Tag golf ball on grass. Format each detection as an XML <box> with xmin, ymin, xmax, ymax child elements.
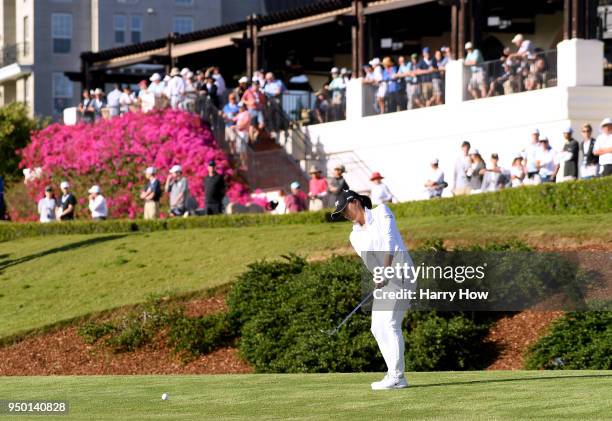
<box><xmin>161</xmin><ymin>393</ymin><xmax>169</xmax><ymax>401</ymax></box>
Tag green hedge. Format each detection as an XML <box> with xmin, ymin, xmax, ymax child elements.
<box><xmin>2</xmin><ymin>177</ymin><xmax>610</xmax><ymax>242</ymax></box>
<box><xmin>525</xmin><ymin>312</ymin><xmax>612</xmax><ymax>370</ymax></box>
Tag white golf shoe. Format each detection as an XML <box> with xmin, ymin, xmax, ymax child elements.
<box><xmin>371</xmin><ymin>374</ymin><xmax>409</xmax><ymax>390</ymax></box>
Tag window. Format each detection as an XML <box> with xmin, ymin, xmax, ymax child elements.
<box><xmin>130</xmin><ymin>15</ymin><xmax>142</xmax><ymax>43</ymax></box>
<box><xmin>172</xmin><ymin>16</ymin><xmax>193</xmax><ymax>34</ymax></box>
<box><xmin>52</xmin><ymin>73</ymin><xmax>73</xmax><ymax>115</ymax></box>
<box><xmin>114</xmin><ymin>15</ymin><xmax>126</xmax><ymax>44</ymax></box>
<box><xmin>175</xmin><ymin>0</ymin><xmax>193</xmax><ymax>5</ymax></box>
<box><xmin>51</xmin><ymin>13</ymin><xmax>72</xmax><ymax>53</ymax></box>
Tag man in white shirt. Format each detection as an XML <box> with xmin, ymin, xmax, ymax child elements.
<box><xmin>88</xmin><ymin>185</ymin><xmax>108</xmax><ymax>221</ymax></box>
<box><xmin>424</xmin><ymin>158</ymin><xmax>445</xmax><ymax>198</ymax></box>
<box><xmin>370</xmin><ymin>172</ymin><xmax>393</xmax><ymax>205</ymax></box>
<box><xmin>106</xmin><ymin>84</ymin><xmax>122</xmax><ymax>117</ymax></box>
<box><xmin>38</xmin><ymin>186</ymin><xmax>56</xmax><ymax>223</ymax></box>
<box><xmin>147</xmin><ymin>73</ymin><xmax>166</xmax><ymax>101</ymax></box>
<box><xmin>167</xmin><ymin>67</ymin><xmax>186</xmax><ymax>110</ymax></box>
<box><xmin>453</xmin><ymin>141</ymin><xmax>471</xmax><ymax>195</ymax></box>
<box><xmin>524</xmin><ymin>128</ymin><xmax>541</xmax><ymax>183</ymax></box>
<box><xmin>510</xmin><ymin>34</ymin><xmax>535</xmax><ymax>60</ymax></box>
<box><xmin>535</xmin><ymin>137</ymin><xmax>559</xmax><ymax>183</ymax></box>
<box><xmin>594</xmin><ymin>117</ymin><xmax>612</xmax><ymax>177</ymax></box>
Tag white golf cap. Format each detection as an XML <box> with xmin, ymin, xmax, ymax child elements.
<box><xmin>60</xmin><ymin>181</ymin><xmax>70</xmax><ymax>189</ymax></box>
<box><xmin>180</xmin><ymin>67</ymin><xmax>190</xmax><ymax>76</ymax></box>
<box><xmin>149</xmin><ymin>73</ymin><xmax>161</xmax><ymax>82</ymax></box>
<box><xmin>145</xmin><ymin>166</ymin><xmax>157</xmax><ymax>175</ymax></box>
<box><xmin>464</xmin><ymin>41</ymin><xmax>473</xmax><ymax>50</ymax></box>
<box><xmin>170</xmin><ymin>67</ymin><xmax>180</xmax><ymax>77</ymax></box>
<box><xmin>163</xmin><ymin>75</ymin><xmax>171</xmax><ymax>82</ymax></box>
<box><xmin>331</xmin><ymin>67</ymin><xmax>339</xmax><ymax>73</ymax></box>
<box><xmin>169</xmin><ymin>164</ymin><xmax>182</xmax><ymax>173</ymax></box>
<box><xmin>340</xmin><ymin>67</ymin><xmax>348</xmax><ymax>74</ymax></box>
<box><xmin>468</xmin><ymin>148</ymin><xmax>479</xmax><ymax>155</ymax></box>
<box><xmin>369</xmin><ymin>58</ymin><xmax>381</xmax><ymax>66</ymax></box>
<box><xmin>600</xmin><ymin>117</ymin><xmax>612</xmax><ymax>127</ymax></box>
<box><xmin>290</xmin><ymin>181</ymin><xmax>300</xmax><ymax>190</ymax></box>
<box><xmin>431</xmin><ymin>158</ymin><xmax>439</xmax><ymax>165</ymax></box>
<box><xmin>94</xmin><ymin>88</ymin><xmax>103</xmax><ymax>95</ymax></box>
<box><xmin>238</xmin><ymin>76</ymin><xmax>249</xmax><ymax>83</ymax></box>
<box><xmin>88</xmin><ymin>185</ymin><xmax>101</xmax><ymax>194</ymax></box>
<box><xmin>511</xmin><ymin>34</ymin><xmax>523</xmax><ymax>43</ymax></box>
<box><xmin>531</xmin><ymin>128</ymin><xmax>540</xmax><ymax>135</ymax></box>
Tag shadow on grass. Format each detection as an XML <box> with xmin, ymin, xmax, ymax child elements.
<box><xmin>410</xmin><ymin>373</ymin><xmax>612</xmax><ymax>389</ymax></box>
<box><xmin>0</xmin><ymin>234</ymin><xmax>127</xmax><ymax>272</ymax></box>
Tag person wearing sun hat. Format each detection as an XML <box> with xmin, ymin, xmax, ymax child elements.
<box><xmin>370</xmin><ymin>171</ymin><xmax>393</xmax><ymax>205</ymax></box>
<box><xmin>308</xmin><ymin>165</ymin><xmax>328</xmax><ymax>211</ymax></box>
<box><xmin>594</xmin><ymin>117</ymin><xmax>612</xmax><ymax>177</ymax></box>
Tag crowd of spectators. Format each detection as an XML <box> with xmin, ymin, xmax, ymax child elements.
<box><xmin>424</xmin><ymin>117</ymin><xmax>612</xmax><ymax>200</ymax></box>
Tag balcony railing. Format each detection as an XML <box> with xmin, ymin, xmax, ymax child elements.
<box><xmin>0</xmin><ymin>42</ymin><xmax>29</xmax><ymax>68</ymax></box>
<box><xmin>464</xmin><ymin>49</ymin><xmax>557</xmax><ymax>100</ymax></box>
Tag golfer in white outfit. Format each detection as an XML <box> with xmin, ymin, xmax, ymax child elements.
<box><xmin>332</xmin><ymin>190</ymin><xmax>412</xmax><ymax>390</ymax></box>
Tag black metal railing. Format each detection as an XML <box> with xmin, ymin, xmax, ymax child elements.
<box><xmin>465</xmin><ymin>49</ymin><xmax>557</xmax><ymax>100</ymax></box>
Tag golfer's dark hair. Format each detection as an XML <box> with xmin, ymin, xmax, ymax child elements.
<box><xmin>356</xmin><ymin>194</ymin><xmax>372</xmax><ymax>210</ymax></box>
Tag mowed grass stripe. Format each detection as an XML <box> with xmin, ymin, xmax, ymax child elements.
<box><xmin>0</xmin><ymin>371</ymin><xmax>610</xmax><ymax>420</ymax></box>
<box><xmin>0</xmin><ymin>214</ymin><xmax>610</xmax><ymax>340</ymax></box>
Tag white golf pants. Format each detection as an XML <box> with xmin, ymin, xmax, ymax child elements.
<box><xmin>371</xmin><ymin>279</ymin><xmax>408</xmax><ymax>378</ymax></box>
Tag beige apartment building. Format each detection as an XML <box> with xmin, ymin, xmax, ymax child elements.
<box><xmin>0</xmin><ymin>0</ymin><xmax>268</xmax><ymax>119</ymax></box>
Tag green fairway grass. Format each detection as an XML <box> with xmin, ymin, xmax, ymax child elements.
<box><xmin>1</xmin><ymin>214</ymin><xmax>610</xmax><ymax>341</ymax></box>
<box><xmin>0</xmin><ymin>371</ymin><xmax>610</xmax><ymax>420</ymax></box>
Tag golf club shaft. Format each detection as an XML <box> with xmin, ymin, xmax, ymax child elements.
<box><xmin>334</xmin><ymin>290</ymin><xmax>374</xmax><ymax>332</ymax></box>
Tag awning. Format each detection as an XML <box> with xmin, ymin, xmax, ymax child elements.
<box><xmin>90</xmin><ymin>48</ymin><xmax>168</xmax><ymax>70</ymax></box>
<box><xmin>0</xmin><ymin>63</ymin><xmax>33</xmax><ymax>83</ymax></box>
<box><xmin>259</xmin><ymin>7</ymin><xmax>353</xmax><ymax>37</ymax></box>
<box><xmin>171</xmin><ymin>30</ymin><xmax>243</xmax><ymax>57</ymax></box>
<box><xmin>364</xmin><ymin>0</ymin><xmax>437</xmax><ymax>15</ymax></box>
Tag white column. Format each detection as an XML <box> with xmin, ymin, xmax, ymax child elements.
<box><xmin>345</xmin><ymin>77</ymin><xmax>364</xmax><ymax>120</ymax></box>
<box><xmin>445</xmin><ymin>59</ymin><xmax>466</xmax><ymax>104</ymax></box>
<box><xmin>557</xmin><ymin>38</ymin><xmax>604</xmax><ymax>88</ymax></box>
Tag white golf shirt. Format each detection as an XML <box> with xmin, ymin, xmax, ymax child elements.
<box><xmin>38</xmin><ymin>197</ymin><xmax>56</xmax><ymax>223</ymax></box>
<box><xmin>89</xmin><ymin>195</ymin><xmax>108</xmax><ymax>218</ymax></box>
<box><xmin>536</xmin><ymin>147</ymin><xmax>558</xmax><ymax>177</ymax></box>
<box><xmin>594</xmin><ymin>133</ymin><xmax>612</xmax><ymax>166</ymax></box>
<box><xmin>427</xmin><ymin>168</ymin><xmax>445</xmax><ymax>197</ymax></box>
<box><xmin>168</xmin><ymin>76</ymin><xmax>185</xmax><ymax>98</ymax></box>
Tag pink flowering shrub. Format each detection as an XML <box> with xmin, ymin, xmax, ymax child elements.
<box><xmin>16</xmin><ymin>109</ymin><xmax>255</xmax><ymax>220</ymax></box>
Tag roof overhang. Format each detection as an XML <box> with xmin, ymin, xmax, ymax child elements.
<box><xmin>0</xmin><ymin>63</ymin><xmax>33</xmax><ymax>83</ymax></box>
<box><xmin>363</xmin><ymin>0</ymin><xmax>437</xmax><ymax>15</ymax></box>
<box><xmin>172</xmin><ymin>30</ymin><xmax>243</xmax><ymax>57</ymax></box>
<box><xmin>258</xmin><ymin>7</ymin><xmax>353</xmax><ymax>37</ymax></box>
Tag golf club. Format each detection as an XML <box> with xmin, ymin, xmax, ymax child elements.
<box><xmin>320</xmin><ymin>290</ymin><xmax>375</xmax><ymax>336</ymax></box>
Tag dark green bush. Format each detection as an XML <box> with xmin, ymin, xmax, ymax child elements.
<box><xmin>525</xmin><ymin>312</ymin><xmax>612</xmax><ymax>369</ymax></box>
<box><xmin>168</xmin><ymin>313</ymin><xmax>234</xmax><ymax>357</ymax></box>
<box><xmin>2</xmin><ymin>177</ymin><xmax>610</xmax><ymax>242</ymax></box>
<box><xmin>228</xmin><ymin>254</ymin><xmax>498</xmax><ymax>373</ymax></box>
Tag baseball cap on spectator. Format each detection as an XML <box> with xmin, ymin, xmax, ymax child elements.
<box><xmin>464</xmin><ymin>42</ymin><xmax>473</xmax><ymax>50</ymax></box>
<box><xmin>290</xmin><ymin>181</ymin><xmax>301</xmax><ymax>190</ymax></box>
<box><xmin>370</xmin><ymin>171</ymin><xmax>384</xmax><ymax>181</ymax></box>
<box><xmin>431</xmin><ymin>158</ymin><xmax>439</xmax><ymax>165</ymax></box>
<box><xmin>180</xmin><ymin>68</ymin><xmax>190</xmax><ymax>76</ymax></box>
<box><xmin>468</xmin><ymin>148</ymin><xmax>480</xmax><ymax>155</ymax></box>
<box><xmin>170</xmin><ymin>165</ymin><xmax>182</xmax><ymax>173</ymax></box>
<box><xmin>251</xmin><ymin>77</ymin><xmax>260</xmax><ymax>84</ymax></box>
<box><xmin>422</xmin><ymin>47</ymin><xmax>430</xmax><ymax>54</ymax></box>
<box><xmin>94</xmin><ymin>88</ymin><xmax>103</xmax><ymax>95</ymax></box>
<box><xmin>149</xmin><ymin>73</ymin><xmax>161</xmax><ymax>82</ymax></box>
<box><xmin>334</xmin><ymin>164</ymin><xmax>346</xmax><ymax>173</ymax></box>
<box><xmin>88</xmin><ymin>185</ymin><xmax>101</xmax><ymax>194</ymax></box>
<box><xmin>563</xmin><ymin>126</ymin><xmax>573</xmax><ymax>134</ymax></box>
<box><xmin>511</xmin><ymin>34</ymin><xmax>524</xmax><ymax>44</ymax></box>
<box><xmin>145</xmin><ymin>166</ymin><xmax>157</xmax><ymax>175</ymax></box>
<box><xmin>45</xmin><ymin>185</ymin><xmax>53</xmax><ymax>192</ymax></box>
<box><xmin>410</xmin><ymin>53</ymin><xmax>418</xmax><ymax>60</ymax></box>
<box><xmin>369</xmin><ymin>58</ymin><xmax>381</xmax><ymax>66</ymax></box>
<box><xmin>340</xmin><ymin>67</ymin><xmax>348</xmax><ymax>75</ymax></box>
<box><xmin>60</xmin><ymin>181</ymin><xmax>70</xmax><ymax>189</ymax></box>
<box><xmin>208</xmin><ymin>160</ymin><xmax>216</xmax><ymax>167</ymax></box>
<box><xmin>163</xmin><ymin>75</ymin><xmax>171</xmax><ymax>82</ymax></box>
<box><xmin>331</xmin><ymin>67</ymin><xmax>339</xmax><ymax>74</ymax></box>
<box><xmin>599</xmin><ymin>117</ymin><xmax>612</xmax><ymax>127</ymax></box>
<box><xmin>539</xmin><ymin>136</ymin><xmax>549</xmax><ymax>143</ymax></box>
<box><xmin>170</xmin><ymin>67</ymin><xmax>180</xmax><ymax>77</ymax></box>
<box><xmin>238</xmin><ymin>76</ymin><xmax>249</xmax><ymax>84</ymax></box>
<box><xmin>531</xmin><ymin>128</ymin><xmax>540</xmax><ymax>135</ymax></box>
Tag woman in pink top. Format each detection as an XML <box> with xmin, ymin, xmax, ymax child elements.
<box><xmin>308</xmin><ymin>166</ymin><xmax>328</xmax><ymax>211</ymax></box>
